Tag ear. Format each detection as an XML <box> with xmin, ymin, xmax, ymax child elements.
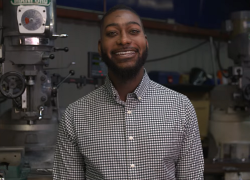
<box><xmin>98</xmin><ymin>40</ymin><xmax>102</xmax><ymax>56</ymax></box>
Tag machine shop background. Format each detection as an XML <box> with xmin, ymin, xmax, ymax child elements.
<box><xmin>0</xmin><ymin>0</ymin><xmax>239</xmax><ymax>111</ymax></box>
<box><xmin>0</xmin><ymin>14</ymin><xmax>234</xmax><ymax>112</ymax></box>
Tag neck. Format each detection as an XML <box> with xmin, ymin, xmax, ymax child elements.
<box><xmin>108</xmin><ymin>68</ymin><xmax>144</xmax><ymax>102</ymax></box>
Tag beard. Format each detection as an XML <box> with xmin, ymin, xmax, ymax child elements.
<box><xmin>101</xmin><ymin>46</ymin><xmax>148</xmax><ymax>82</ymax></box>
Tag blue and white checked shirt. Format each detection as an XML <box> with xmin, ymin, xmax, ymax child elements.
<box><xmin>53</xmin><ymin>71</ymin><xmax>204</xmax><ymax>179</ymax></box>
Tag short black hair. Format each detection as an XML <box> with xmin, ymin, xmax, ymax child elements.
<box><xmin>99</xmin><ymin>4</ymin><xmax>144</xmax><ymax>34</ymax></box>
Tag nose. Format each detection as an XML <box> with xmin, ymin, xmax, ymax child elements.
<box><xmin>117</xmin><ymin>32</ymin><xmax>132</xmax><ymax>45</ymax></box>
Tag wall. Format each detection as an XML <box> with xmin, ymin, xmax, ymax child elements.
<box><xmin>145</xmin><ymin>30</ymin><xmax>232</xmax><ymax>74</ymax></box>
<box><xmin>0</xmin><ymin>17</ymin><xmax>233</xmax><ymax>114</ymax></box>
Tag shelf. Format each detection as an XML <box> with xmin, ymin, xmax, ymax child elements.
<box><xmin>204</xmin><ymin>159</ymin><xmax>250</xmax><ymax>174</ymax></box>
<box><xmin>165</xmin><ymin>84</ymin><xmax>214</xmax><ymax>93</ymax></box>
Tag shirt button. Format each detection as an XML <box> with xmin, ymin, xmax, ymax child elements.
<box><xmin>127</xmin><ymin>110</ymin><xmax>132</xmax><ymax>114</ymax></box>
<box><xmin>129</xmin><ymin>136</ymin><xmax>134</xmax><ymax>140</ymax></box>
<box><xmin>130</xmin><ymin>164</ymin><xmax>135</xmax><ymax>168</ymax></box>
<box><xmin>138</xmin><ymin>97</ymin><xmax>142</xmax><ymax>100</ymax></box>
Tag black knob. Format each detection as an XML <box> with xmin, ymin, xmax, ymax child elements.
<box><xmin>41</xmin><ymin>96</ymin><xmax>47</xmax><ymax>102</ymax></box>
<box><xmin>64</xmin><ymin>47</ymin><xmax>69</xmax><ymax>52</ymax></box>
<box><xmin>69</xmin><ymin>70</ymin><xmax>75</xmax><ymax>76</ymax></box>
<box><xmin>50</xmin><ymin>54</ymin><xmax>55</xmax><ymax>59</ymax></box>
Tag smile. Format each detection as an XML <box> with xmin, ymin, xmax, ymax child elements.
<box><xmin>113</xmin><ymin>51</ymin><xmax>137</xmax><ymax>59</ymax></box>
<box><xmin>115</xmin><ymin>51</ymin><xmax>136</xmax><ymax>55</ymax></box>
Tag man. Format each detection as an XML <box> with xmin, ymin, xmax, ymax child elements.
<box><xmin>53</xmin><ymin>5</ymin><xmax>204</xmax><ymax>180</ymax></box>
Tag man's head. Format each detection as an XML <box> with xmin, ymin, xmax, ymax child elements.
<box><xmin>98</xmin><ymin>5</ymin><xmax>148</xmax><ymax>81</ymax></box>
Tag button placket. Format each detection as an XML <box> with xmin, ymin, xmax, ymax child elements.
<box><xmin>125</xmin><ymin>96</ymin><xmax>139</xmax><ymax>178</ymax></box>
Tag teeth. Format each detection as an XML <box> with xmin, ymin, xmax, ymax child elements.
<box><xmin>116</xmin><ymin>51</ymin><xmax>135</xmax><ymax>55</ymax></box>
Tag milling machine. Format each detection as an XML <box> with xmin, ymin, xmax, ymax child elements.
<box><xmin>210</xmin><ymin>11</ymin><xmax>250</xmax><ymax>179</ymax></box>
<box><xmin>0</xmin><ymin>1</ymin><xmax>94</xmax><ymax>179</ymax></box>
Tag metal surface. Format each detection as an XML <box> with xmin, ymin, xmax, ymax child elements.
<box><xmin>209</xmin><ymin>37</ymin><xmax>217</xmax><ymax>85</ymax></box>
<box><xmin>21</xmin><ymin>9</ymin><xmax>44</xmax><ymax>31</ymax></box>
<box><xmin>0</xmin><ymin>124</ymin><xmax>58</xmax><ymax>131</ymax></box>
<box><xmin>210</xmin><ymin>85</ymin><xmax>244</xmax><ymax>110</ymax></box>
<box><xmin>52</xmin><ymin>34</ymin><xmax>68</xmax><ymax>38</ymax></box>
<box><xmin>209</xmin><ymin>11</ymin><xmax>250</xmax><ymax>178</ymax></box>
<box><xmin>0</xmin><ymin>1</ymin><xmax>68</xmax><ymax>178</ymax></box>
<box><xmin>210</xmin><ymin>109</ymin><xmax>250</xmax><ymax>144</ymax></box>
<box><xmin>0</xmin><ymin>148</ymin><xmax>23</xmax><ymax>166</ymax></box>
<box><xmin>22</xmin><ymin>88</ymin><xmax>27</xmax><ymax>109</ymax></box>
<box><xmin>0</xmin><ymin>72</ymin><xmax>26</xmax><ymax>98</ymax></box>
<box><xmin>227</xmin><ymin>11</ymin><xmax>250</xmax><ymax>108</ymax></box>
<box><xmin>231</xmin><ymin>11</ymin><xmax>250</xmax><ymax>37</ymax></box>
<box><xmin>20</xmin><ymin>37</ymin><xmax>50</xmax><ymax>46</ymax></box>
<box><xmin>38</xmin><ymin>107</ymin><xmax>44</xmax><ymax>120</ymax></box>
<box><xmin>228</xmin><ymin>11</ymin><xmax>250</xmax><ymax>64</ymax></box>
<box><xmin>210</xmin><ymin>85</ymin><xmax>250</xmax><ymax>161</ymax></box>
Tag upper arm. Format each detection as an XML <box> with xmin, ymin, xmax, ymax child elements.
<box><xmin>175</xmin><ymin>96</ymin><xmax>204</xmax><ymax>179</ymax></box>
<box><xmin>53</xmin><ymin>104</ymin><xmax>85</xmax><ymax>180</ymax></box>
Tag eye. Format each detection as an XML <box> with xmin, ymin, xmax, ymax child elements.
<box><xmin>130</xmin><ymin>29</ymin><xmax>140</xmax><ymax>35</ymax></box>
<box><xmin>106</xmin><ymin>31</ymin><xmax>117</xmax><ymax>37</ymax></box>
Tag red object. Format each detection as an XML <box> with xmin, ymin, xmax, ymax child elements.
<box><xmin>167</xmin><ymin>76</ymin><xmax>173</xmax><ymax>84</ymax></box>
<box><xmin>25</xmin><ymin>17</ymin><xmax>29</xmax><ymax>24</ymax></box>
<box><xmin>217</xmin><ymin>70</ymin><xmax>228</xmax><ymax>84</ymax></box>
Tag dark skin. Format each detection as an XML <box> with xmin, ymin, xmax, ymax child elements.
<box><xmin>98</xmin><ymin>10</ymin><xmax>148</xmax><ymax>101</ymax></box>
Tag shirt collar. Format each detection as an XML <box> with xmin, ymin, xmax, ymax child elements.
<box><xmin>105</xmin><ymin>69</ymin><xmax>151</xmax><ymax>101</ymax></box>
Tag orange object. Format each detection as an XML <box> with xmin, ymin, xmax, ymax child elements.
<box><xmin>217</xmin><ymin>70</ymin><xmax>228</xmax><ymax>84</ymax></box>
<box><xmin>25</xmin><ymin>17</ymin><xmax>29</xmax><ymax>24</ymax></box>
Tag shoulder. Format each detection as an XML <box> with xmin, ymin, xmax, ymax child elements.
<box><xmin>149</xmin><ymin>80</ymin><xmax>190</xmax><ymax>103</ymax></box>
<box><xmin>67</xmin><ymin>85</ymin><xmax>108</xmax><ymax>110</ymax></box>
<box><xmin>148</xmin><ymin>80</ymin><xmax>195</xmax><ymax>128</ymax></box>
<box><xmin>148</xmin><ymin>80</ymin><xmax>194</xmax><ymax>117</ymax></box>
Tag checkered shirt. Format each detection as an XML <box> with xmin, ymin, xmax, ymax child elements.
<box><xmin>53</xmin><ymin>71</ymin><xmax>204</xmax><ymax>180</ymax></box>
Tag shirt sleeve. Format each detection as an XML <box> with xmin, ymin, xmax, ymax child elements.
<box><xmin>175</xmin><ymin>96</ymin><xmax>204</xmax><ymax>179</ymax></box>
<box><xmin>53</xmin><ymin>104</ymin><xmax>85</xmax><ymax>179</ymax></box>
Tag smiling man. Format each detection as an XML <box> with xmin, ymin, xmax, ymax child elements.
<box><xmin>99</xmin><ymin>6</ymin><xmax>148</xmax><ymax>102</ymax></box>
<box><xmin>53</xmin><ymin>5</ymin><xmax>204</xmax><ymax>180</ymax></box>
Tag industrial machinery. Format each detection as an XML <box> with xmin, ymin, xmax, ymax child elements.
<box><xmin>0</xmin><ymin>1</ymin><xmax>94</xmax><ymax>179</ymax></box>
<box><xmin>210</xmin><ymin>11</ymin><xmax>250</xmax><ymax>180</ymax></box>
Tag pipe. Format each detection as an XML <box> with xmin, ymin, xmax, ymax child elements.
<box><xmin>209</xmin><ymin>36</ymin><xmax>217</xmax><ymax>85</ymax></box>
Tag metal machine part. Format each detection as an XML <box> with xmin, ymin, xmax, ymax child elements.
<box><xmin>210</xmin><ymin>85</ymin><xmax>250</xmax><ymax>162</ymax></box>
<box><xmin>228</xmin><ymin>11</ymin><xmax>250</xmax><ymax>64</ymax></box>
<box><xmin>0</xmin><ymin>0</ymin><xmax>64</xmax><ymax>121</ymax></box>
<box><xmin>228</xmin><ymin>11</ymin><xmax>250</xmax><ymax>106</ymax></box>
<box><xmin>88</xmin><ymin>52</ymin><xmax>108</xmax><ymax>78</ymax></box>
<box><xmin>0</xmin><ymin>72</ymin><xmax>26</xmax><ymax>99</ymax></box>
<box><xmin>0</xmin><ymin>1</ymin><xmax>95</xmax><ymax>179</ymax></box>
<box><xmin>210</xmin><ymin>11</ymin><xmax>250</xmax><ymax>180</ymax></box>
<box><xmin>17</xmin><ymin>6</ymin><xmax>47</xmax><ymax>34</ymax></box>
<box><xmin>0</xmin><ymin>147</ymin><xmax>30</xmax><ymax>180</ymax></box>
<box><xmin>0</xmin><ymin>1</ymin><xmax>69</xmax><ymax>179</ymax></box>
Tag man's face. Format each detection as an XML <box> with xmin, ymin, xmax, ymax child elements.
<box><xmin>98</xmin><ymin>10</ymin><xmax>148</xmax><ymax>80</ymax></box>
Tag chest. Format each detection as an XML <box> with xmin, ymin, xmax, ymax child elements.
<box><xmin>75</xmin><ymin>100</ymin><xmax>183</xmax><ymax>156</ymax></box>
